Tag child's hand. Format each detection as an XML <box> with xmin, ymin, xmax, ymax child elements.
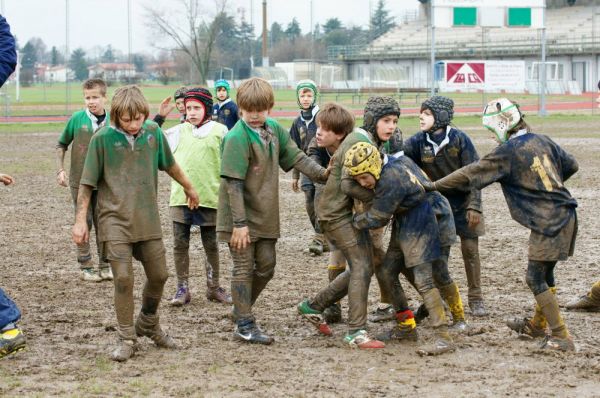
<box><xmin>72</xmin><ymin>221</ymin><xmax>89</xmax><ymax>245</ymax></box>
<box><xmin>230</xmin><ymin>226</ymin><xmax>250</xmax><ymax>250</ymax></box>
<box><xmin>158</xmin><ymin>96</ymin><xmax>176</xmax><ymax>118</ymax></box>
<box><xmin>467</xmin><ymin>209</ymin><xmax>481</xmax><ymax>229</ymax></box>
<box><xmin>0</xmin><ymin>173</ymin><xmax>14</xmax><ymax>185</ymax></box>
<box><xmin>292</xmin><ymin>178</ymin><xmax>300</xmax><ymax>192</ymax></box>
<box><xmin>56</xmin><ymin>170</ymin><xmax>67</xmax><ymax>187</ymax></box>
<box><xmin>185</xmin><ymin>188</ymin><xmax>200</xmax><ymax>209</ymax></box>
<box><xmin>421</xmin><ymin>180</ymin><xmax>436</xmax><ymax>192</ymax></box>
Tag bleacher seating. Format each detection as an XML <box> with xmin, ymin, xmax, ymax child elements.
<box><xmin>338</xmin><ymin>5</ymin><xmax>600</xmax><ymax>60</ymax></box>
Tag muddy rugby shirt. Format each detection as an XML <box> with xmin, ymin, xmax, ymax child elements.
<box><xmin>316</xmin><ymin>129</ymin><xmax>371</xmax><ymax>230</ymax></box>
<box><xmin>434</xmin><ymin>131</ymin><xmax>578</xmax><ymax>237</ymax></box>
<box><xmin>80</xmin><ymin>120</ymin><xmax>175</xmax><ymax>243</ymax></box>
<box><xmin>58</xmin><ymin>109</ymin><xmax>109</xmax><ymax>188</ymax></box>
<box><xmin>217</xmin><ymin>118</ymin><xmax>304</xmax><ymax>239</ymax></box>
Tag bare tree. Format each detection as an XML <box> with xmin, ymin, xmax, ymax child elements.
<box><xmin>145</xmin><ymin>0</ymin><xmax>227</xmax><ymax>84</ymax></box>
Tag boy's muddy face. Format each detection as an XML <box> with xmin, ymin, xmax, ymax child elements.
<box><xmin>175</xmin><ymin>98</ymin><xmax>186</xmax><ymax>114</ymax></box>
<box><xmin>298</xmin><ymin>90</ymin><xmax>314</xmax><ymax>110</ymax></box>
<box><xmin>119</xmin><ymin>112</ymin><xmax>145</xmax><ymax>135</ymax></box>
<box><xmin>185</xmin><ymin>100</ymin><xmax>206</xmax><ymax>126</ymax></box>
<box><xmin>216</xmin><ymin>87</ymin><xmax>228</xmax><ymax>101</ymax></box>
<box><xmin>419</xmin><ymin>109</ymin><xmax>435</xmax><ymax>132</ymax></box>
<box><xmin>83</xmin><ymin>87</ymin><xmax>106</xmax><ymax>116</ymax></box>
<box><xmin>376</xmin><ymin>115</ymin><xmax>398</xmax><ymax>142</ymax></box>
<box><xmin>315</xmin><ymin>126</ymin><xmax>341</xmax><ymax>149</ymax></box>
<box><xmin>354</xmin><ymin>173</ymin><xmax>376</xmax><ymax>190</ymax></box>
<box><xmin>240</xmin><ymin>109</ymin><xmax>269</xmax><ymax>129</ymax></box>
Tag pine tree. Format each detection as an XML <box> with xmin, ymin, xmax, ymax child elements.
<box><xmin>371</xmin><ymin>0</ymin><xmax>395</xmax><ymax>40</ymax></box>
<box><xmin>69</xmin><ymin>48</ymin><xmax>88</xmax><ymax>81</ymax></box>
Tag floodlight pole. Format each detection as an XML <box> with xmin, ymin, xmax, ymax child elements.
<box><xmin>127</xmin><ymin>0</ymin><xmax>132</xmax><ymax>67</ymax></box>
<box><xmin>65</xmin><ymin>0</ymin><xmax>70</xmax><ymax>115</ymax></box>
<box><xmin>310</xmin><ymin>0</ymin><xmax>314</xmax><ymax>81</ymax></box>
<box><xmin>539</xmin><ymin>4</ymin><xmax>547</xmax><ymax>117</ymax></box>
<box><xmin>262</xmin><ymin>0</ymin><xmax>268</xmax><ymax>67</ymax></box>
<box><xmin>430</xmin><ymin>0</ymin><xmax>436</xmax><ymax>96</ymax></box>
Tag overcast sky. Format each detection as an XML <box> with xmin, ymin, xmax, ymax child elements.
<box><xmin>1</xmin><ymin>0</ymin><xmax>422</xmax><ymax>56</ymax></box>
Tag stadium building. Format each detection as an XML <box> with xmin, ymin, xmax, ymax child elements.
<box><xmin>326</xmin><ymin>0</ymin><xmax>599</xmax><ymax>93</ymax></box>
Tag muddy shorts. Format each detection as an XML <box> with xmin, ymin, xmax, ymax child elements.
<box><xmin>453</xmin><ymin>207</ymin><xmax>485</xmax><ymax>239</ymax></box>
<box><xmin>103</xmin><ymin>239</ymin><xmax>167</xmax><ymax>264</ymax></box>
<box><xmin>528</xmin><ymin>213</ymin><xmax>577</xmax><ymax>262</ymax></box>
<box><xmin>392</xmin><ymin>200</ymin><xmax>441</xmax><ymax>268</ymax></box>
<box><xmin>170</xmin><ymin>206</ymin><xmax>216</xmax><ymax>226</ymax></box>
<box><xmin>427</xmin><ymin>191</ymin><xmax>457</xmax><ymax>247</ymax></box>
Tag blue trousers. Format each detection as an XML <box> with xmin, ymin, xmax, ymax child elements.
<box><xmin>0</xmin><ymin>288</ymin><xmax>21</xmax><ymax>329</ymax></box>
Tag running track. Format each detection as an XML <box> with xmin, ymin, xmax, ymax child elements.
<box><xmin>0</xmin><ymin>100</ymin><xmax>595</xmax><ymax>123</ymax></box>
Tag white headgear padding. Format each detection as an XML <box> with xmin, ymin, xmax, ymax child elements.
<box><xmin>482</xmin><ymin>98</ymin><xmax>521</xmax><ymax>143</ymax></box>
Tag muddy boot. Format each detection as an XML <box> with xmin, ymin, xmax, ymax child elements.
<box><xmin>369</xmin><ymin>303</ymin><xmax>396</xmax><ymax>323</ymax></box>
<box><xmin>233</xmin><ymin>319</ymin><xmax>274</xmax><ymax>345</ymax></box>
<box><xmin>469</xmin><ymin>300</ymin><xmax>488</xmax><ymax>317</ymax></box>
<box><xmin>170</xmin><ymin>282</ymin><xmax>191</xmax><ymax>306</ymax></box>
<box><xmin>297</xmin><ymin>299</ymin><xmax>332</xmax><ymax>336</ymax></box>
<box><xmin>308</xmin><ymin>234</ymin><xmax>325</xmax><ymax>256</ymax></box>
<box><xmin>536</xmin><ymin>289</ymin><xmax>574</xmax><ymax>352</ymax></box>
<box><xmin>416</xmin><ymin>289</ymin><xmax>455</xmax><ymax>356</ymax></box>
<box><xmin>323</xmin><ymin>302</ymin><xmax>342</xmax><ymax>324</ymax></box>
<box><xmin>0</xmin><ymin>326</ymin><xmax>26</xmax><ymax>359</ymax></box>
<box><xmin>506</xmin><ymin>318</ymin><xmax>547</xmax><ymax>338</ymax></box>
<box><xmin>135</xmin><ymin>312</ymin><xmax>177</xmax><ymax>349</ymax></box>
<box><xmin>413</xmin><ymin>303</ymin><xmax>429</xmax><ymax>324</ymax></box>
<box><xmin>322</xmin><ymin>239</ymin><xmax>330</xmax><ymax>253</ymax></box>
<box><xmin>344</xmin><ymin>329</ymin><xmax>385</xmax><ymax>349</ymax></box>
<box><xmin>377</xmin><ymin>309</ymin><xmax>418</xmax><ymax>342</ymax></box>
<box><xmin>207</xmin><ymin>286</ymin><xmax>233</xmax><ymax>304</ymax></box>
<box><xmin>439</xmin><ymin>282</ymin><xmax>468</xmax><ymax>333</ymax></box>
<box><xmin>111</xmin><ymin>338</ymin><xmax>137</xmax><ymax>362</ymax></box>
<box><xmin>565</xmin><ymin>281</ymin><xmax>600</xmax><ymax>312</ymax></box>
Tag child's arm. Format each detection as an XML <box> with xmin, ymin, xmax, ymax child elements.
<box><xmin>558</xmin><ymin>146</ymin><xmax>579</xmax><ymax>182</ymax></box>
<box><xmin>56</xmin><ymin>116</ymin><xmax>77</xmax><ymax>187</ymax></box>
<box><xmin>459</xmin><ymin>133</ymin><xmax>483</xmax><ymax>227</ymax></box>
<box><xmin>72</xmin><ymin>184</ymin><xmax>93</xmax><ymax>244</ymax></box>
<box><xmin>293</xmin><ymin>155</ymin><xmax>328</xmax><ymax>184</ymax></box>
<box><xmin>223</xmin><ymin>177</ymin><xmax>251</xmax><ymax>250</ymax></box>
<box><xmin>351</xmin><ymin>175</ymin><xmax>401</xmax><ymax>230</ymax></box>
<box><xmin>434</xmin><ymin>148</ymin><xmax>510</xmax><ymax>192</ymax></box>
<box><xmin>165</xmin><ymin>163</ymin><xmax>199</xmax><ymax>209</ymax></box>
<box><xmin>289</xmin><ymin>122</ymin><xmax>302</xmax><ymax>192</ymax></box>
<box><xmin>340</xmin><ymin>176</ymin><xmax>374</xmax><ymax>203</ymax></box>
<box><xmin>55</xmin><ymin>146</ymin><xmax>68</xmax><ymax>187</ymax></box>
<box><xmin>152</xmin><ymin>96</ymin><xmax>175</xmax><ymax>127</ymax></box>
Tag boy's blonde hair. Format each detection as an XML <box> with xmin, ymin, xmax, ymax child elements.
<box><xmin>316</xmin><ymin>102</ymin><xmax>355</xmax><ymax>136</ymax></box>
<box><xmin>83</xmin><ymin>78</ymin><xmax>107</xmax><ymax>96</ymax></box>
<box><xmin>236</xmin><ymin>77</ymin><xmax>275</xmax><ymax>112</ymax></box>
<box><xmin>110</xmin><ymin>85</ymin><xmax>149</xmax><ymax>129</ymax></box>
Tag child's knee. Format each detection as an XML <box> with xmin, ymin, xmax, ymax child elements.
<box><xmin>112</xmin><ymin>266</ymin><xmax>134</xmax><ymax>293</ymax></box>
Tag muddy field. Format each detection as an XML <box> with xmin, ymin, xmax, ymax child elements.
<box><xmin>0</xmin><ymin>122</ymin><xmax>599</xmax><ymax>397</ymax></box>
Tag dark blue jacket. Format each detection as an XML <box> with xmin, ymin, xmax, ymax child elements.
<box><xmin>0</xmin><ymin>15</ymin><xmax>17</xmax><ymax>87</ymax></box>
<box><xmin>436</xmin><ymin>132</ymin><xmax>578</xmax><ymax>236</ymax></box>
<box><xmin>212</xmin><ymin>99</ymin><xmax>239</xmax><ymax>130</ymax></box>
<box><xmin>404</xmin><ymin>127</ymin><xmax>482</xmax><ymax>214</ymax></box>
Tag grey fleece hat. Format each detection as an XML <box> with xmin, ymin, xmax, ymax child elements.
<box><xmin>420</xmin><ymin>96</ymin><xmax>454</xmax><ymax>132</ymax></box>
<box><xmin>363</xmin><ymin>96</ymin><xmax>401</xmax><ymax>136</ymax></box>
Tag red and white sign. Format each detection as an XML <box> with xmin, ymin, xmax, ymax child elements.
<box><xmin>447</xmin><ymin>62</ymin><xmax>485</xmax><ymax>84</ymax></box>
<box><xmin>441</xmin><ymin>60</ymin><xmax>525</xmax><ymax>92</ymax></box>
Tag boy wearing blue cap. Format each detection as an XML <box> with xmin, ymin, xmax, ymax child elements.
<box><xmin>212</xmin><ymin>79</ymin><xmax>239</xmax><ymax>130</ymax></box>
